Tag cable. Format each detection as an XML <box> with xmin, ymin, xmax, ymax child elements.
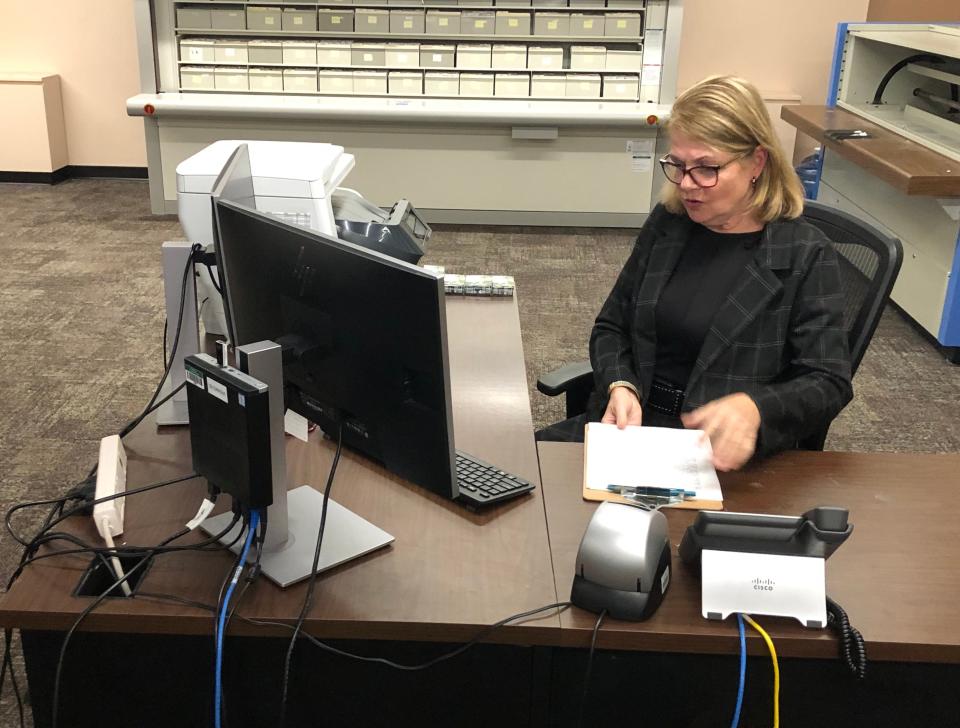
<box><xmin>742</xmin><ymin>614</ymin><xmax>779</xmax><ymax>728</ymax></box>
<box><xmin>0</xmin><ymin>629</ymin><xmax>25</xmax><ymax>728</ymax></box>
<box><xmin>826</xmin><ymin>596</ymin><xmax>866</xmax><ymax>679</ymax></box>
<box><xmin>215</xmin><ymin>511</ymin><xmax>258</xmax><ymax>728</ymax></box>
<box><xmin>577</xmin><ymin>608</ymin><xmax>607</xmax><ymax>728</ymax></box>
<box><xmin>204</xmin><ymin>259</ymin><xmax>223</xmax><ymax>296</ymax></box>
<box><xmin>731</xmin><ymin>613</ymin><xmax>746</xmax><ymax>728</ymax></box>
<box><xmin>872</xmin><ymin>54</ymin><xmax>945</xmax><ymax>105</ymax></box>
<box><xmin>279</xmin><ymin>422</ymin><xmax>343</xmax><ymax>727</ymax></box>
<box><xmin>98</xmin><ymin>519</ymin><xmax>132</xmax><ymax>598</ymax></box>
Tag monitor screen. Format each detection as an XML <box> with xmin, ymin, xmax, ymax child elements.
<box><xmin>212</xmin><ymin>198</ymin><xmax>459</xmax><ymax>499</ymax></box>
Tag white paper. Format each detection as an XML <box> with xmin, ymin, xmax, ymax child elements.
<box><xmin>284</xmin><ymin>408</ymin><xmax>310</xmax><ymax>442</ymax></box>
<box><xmin>584</xmin><ymin>422</ymin><xmax>722</xmax><ymax>501</ymax></box>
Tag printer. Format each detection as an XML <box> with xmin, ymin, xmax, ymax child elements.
<box><xmin>175</xmin><ymin>139</ymin><xmax>431</xmax><ymax>336</ymax></box>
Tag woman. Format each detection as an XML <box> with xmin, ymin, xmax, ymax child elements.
<box><xmin>584</xmin><ymin>75</ymin><xmax>852</xmax><ymax>471</ymax></box>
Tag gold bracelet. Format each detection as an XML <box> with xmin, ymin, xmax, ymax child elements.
<box><xmin>607</xmin><ymin>380</ymin><xmax>640</xmax><ymax>400</ymax></box>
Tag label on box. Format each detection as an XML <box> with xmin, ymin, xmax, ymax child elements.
<box><xmin>584</xmin><ymin>19</ymin><xmax>594</xmax><ymax>28</ymax></box>
<box><xmin>265</xmin><ymin>17</ymin><xmax>275</xmax><ymax>26</ymax></box>
<box><xmin>294</xmin><ymin>17</ymin><xmax>303</xmax><ymax>25</ymax></box>
<box><xmin>439</xmin><ymin>18</ymin><xmax>449</xmax><ymax>26</ymax></box>
<box><xmin>433</xmin><ymin>53</ymin><xmax>443</xmax><ymax>61</ymax></box>
<box><xmin>617</xmin><ymin>19</ymin><xmax>627</xmax><ymax>28</ymax></box>
<box><xmin>225</xmin><ymin>48</ymin><xmax>236</xmax><ymax>57</ymax></box>
<box><xmin>207</xmin><ymin>378</ymin><xmax>229</xmax><ymax>404</ymax></box>
<box><xmin>364</xmin><ymin>53</ymin><xmax>373</xmax><ymax>61</ymax></box>
<box><xmin>404</xmin><ymin>19</ymin><xmax>413</xmax><ymax>28</ymax></box>
<box><xmin>548</xmin><ymin>20</ymin><xmax>558</xmax><ymax>29</ymax></box>
<box><xmin>333</xmin><ymin>16</ymin><xmax>342</xmax><ymax>24</ymax></box>
<box><xmin>476</xmin><ymin>20</ymin><xmax>487</xmax><ymax>28</ymax></box>
<box><xmin>368</xmin><ymin>16</ymin><xmax>377</xmax><ymax>24</ymax></box>
<box><xmin>508</xmin><ymin>18</ymin><xmax>518</xmax><ymax>27</ymax></box>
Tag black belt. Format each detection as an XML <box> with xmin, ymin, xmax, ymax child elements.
<box><xmin>646</xmin><ymin>378</ymin><xmax>685</xmax><ymax>417</ymax></box>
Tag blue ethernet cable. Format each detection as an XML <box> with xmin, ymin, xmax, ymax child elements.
<box><xmin>215</xmin><ymin>510</ymin><xmax>259</xmax><ymax>728</ymax></box>
<box><xmin>731</xmin><ymin>613</ymin><xmax>746</xmax><ymax>728</ymax></box>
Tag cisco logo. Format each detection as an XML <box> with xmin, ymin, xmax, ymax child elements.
<box><xmin>752</xmin><ymin>577</ymin><xmax>775</xmax><ymax>592</ymax></box>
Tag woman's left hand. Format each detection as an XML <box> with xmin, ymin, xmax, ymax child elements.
<box><xmin>680</xmin><ymin>393</ymin><xmax>761</xmax><ymax>472</ymax></box>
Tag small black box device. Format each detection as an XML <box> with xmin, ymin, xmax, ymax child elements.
<box><xmin>185</xmin><ymin>353</ymin><xmax>273</xmax><ymax>509</ymax></box>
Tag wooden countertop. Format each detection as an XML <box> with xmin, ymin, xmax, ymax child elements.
<box><xmin>781</xmin><ymin>104</ymin><xmax>960</xmax><ymax>196</ymax></box>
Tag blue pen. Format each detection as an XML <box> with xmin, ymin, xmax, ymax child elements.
<box><xmin>606</xmin><ymin>484</ymin><xmax>697</xmax><ymax>499</ymax></box>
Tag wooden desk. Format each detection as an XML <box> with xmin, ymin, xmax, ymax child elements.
<box><xmin>539</xmin><ymin>441</ymin><xmax>960</xmax><ymax>662</ymax></box>
<box><xmin>0</xmin><ymin>296</ymin><xmax>559</xmax><ymax>728</ymax></box>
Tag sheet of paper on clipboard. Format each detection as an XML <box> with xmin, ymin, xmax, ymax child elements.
<box><xmin>583</xmin><ymin>422</ymin><xmax>723</xmax><ymax>509</ymax></box>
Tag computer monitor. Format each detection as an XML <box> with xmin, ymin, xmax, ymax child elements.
<box><xmin>213</xmin><ymin>198</ymin><xmax>459</xmax><ymax>499</ymax></box>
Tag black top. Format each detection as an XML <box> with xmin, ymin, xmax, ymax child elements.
<box><xmin>654</xmin><ymin>224</ymin><xmax>763</xmax><ymax>388</ymax></box>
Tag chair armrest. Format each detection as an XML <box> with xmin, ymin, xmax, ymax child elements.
<box><xmin>536</xmin><ymin>360</ymin><xmax>594</xmax><ymax>397</ymax></box>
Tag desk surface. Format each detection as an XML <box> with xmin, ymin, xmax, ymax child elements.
<box><xmin>781</xmin><ymin>104</ymin><xmax>960</xmax><ymax>196</ymax></box>
<box><xmin>0</xmin><ymin>296</ymin><xmax>561</xmax><ymax>643</ymax></box>
<box><xmin>539</xmin><ymin>441</ymin><xmax>960</xmax><ymax>663</ymax></box>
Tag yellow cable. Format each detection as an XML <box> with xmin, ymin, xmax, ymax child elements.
<box><xmin>743</xmin><ymin>614</ymin><xmax>779</xmax><ymax>728</ymax></box>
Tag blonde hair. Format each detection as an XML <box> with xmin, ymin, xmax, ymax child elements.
<box><xmin>661</xmin><ymin>75</ymin><xmax>805</xmax><ymax>222</ymax></box>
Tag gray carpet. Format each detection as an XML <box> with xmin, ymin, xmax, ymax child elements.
<box><xmin>1</xmin><ymin>178</ymin><xmax>959</xmax><ymax>723</ymax></box>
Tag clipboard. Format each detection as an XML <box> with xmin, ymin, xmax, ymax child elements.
<box><xmin>582</xmin><ymin>423</ymin><xmax>724</xmax><ymax>511</ymax></box>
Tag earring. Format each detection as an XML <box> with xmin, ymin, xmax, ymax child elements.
<box><xmin>750</xmin><ymin>176</ymin><xmax>757</xmax><ymax>185</ymax></box>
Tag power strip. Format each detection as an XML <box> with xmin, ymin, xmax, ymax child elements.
<box><xmin>94</xmin><ymin>435</ymin><xmax>127</xmax><ymax>538</ymax></box>
<box><xmin>94</xmin><ymin>435</ymin><xmax>132</xmax><ymax>596</ymax></box>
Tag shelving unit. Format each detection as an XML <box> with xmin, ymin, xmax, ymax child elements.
<box><xmin>129</xmin><ymin>0</ymin><xmax>682</xmax><ymax>222</ymax></box>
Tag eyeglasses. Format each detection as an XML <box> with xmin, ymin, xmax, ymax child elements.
<box><xmin>659</xmin><ymin>153</ymin><xmax>747</xmax><ymax>188</ymax></box>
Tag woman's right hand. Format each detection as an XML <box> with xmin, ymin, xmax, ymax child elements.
<box><xmin>601</xmin><ymin>386</ymin><xmax>643</xmax><ymax>429</ymax></box>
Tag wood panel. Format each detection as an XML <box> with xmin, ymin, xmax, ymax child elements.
<box><xmin>781</xmin><ymin>104</ymin><xmax>960</xmax><ymax>196</ymax></box>
<box><xmin>867</xmin><ymin>0</ymin><xmax>960</xmax><ymax>22</ymax></box>
<box><xmin>539</xmin><ymin>441</ymin><xmax>960</xmax><ymax>663</ymax></box>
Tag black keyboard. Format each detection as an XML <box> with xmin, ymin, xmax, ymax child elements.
<box><xmin>455</xmin><ymin>450</ymin><xmax>534</xmax><ymax>507</ymax></box>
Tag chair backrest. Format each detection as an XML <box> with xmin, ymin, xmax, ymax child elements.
<box><xmin>797</xmin><ymin>199</ymin><xmax>903</xmax><ymax>449</ymax></box>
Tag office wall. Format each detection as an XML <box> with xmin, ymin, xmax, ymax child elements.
<box><xmin>0</xmin><ymin>1</ymin><xmax>870</xmax><ymax>169</ymax></box>
<box><xmin>0</xmin><ymin>0</ymin><xmax>146</xmax><ymax>168</ymax></box>
<box><xmin>677</xmin><ymin>0</ymin><xmax>870</xmax><ymax>161</ymax></box>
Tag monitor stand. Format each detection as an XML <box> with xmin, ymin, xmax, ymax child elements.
<box><xmin>200</xmin><ymin>341</ymin><xmax>394</xmax><ymax>588</ymax></box>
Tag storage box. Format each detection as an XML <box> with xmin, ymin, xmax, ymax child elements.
<box><xmin>283</xmin><ymin>69</ymin><xmax>318</xmax><ymax>93</ymax></box>
<box><xmin>429</xmin><ymin>0</ymin><xmax>459</xmax><ymax>5</ymax></box>
<box><xmin>458</xmin><ymin>0</ymin><xmax>492</xmax><ymax>5</ymax></box>
<box><xmin>605</xmin><ymin>49</ymin><xmax>643</xmax><ymax>71</ymax></box>
<box><xmin>214</xmin><ymin>68</ymin><xmax>249</xmax><ymax>92</ymax></box>
<box><xmin>459</xmin><ymin>73</ymin><xmax>494</xmax><ymax>97</ymax></box>
<box><xmin>318</xmin><ymin>70</ymin><xmax>354</xmax><ymax>94</ymax></box>
<box><xmin>426</xmin><ymin>11</ymin><xmax>461</xmax><ymax>35</ymax></box>
<box><xmin>604</xmin><ymin>13</ymin><xmax>642</xmax><ymax>37</ymax></box>
<box><xmin>386</xmin><ymin>43</ymin><xmax>421</xmax><ymax>68</ymax></box>
<box><xmin>325</xmin><ymin>0</ymin><xmax>355</xmax><ymax>4</ymax></box>
<box><xmin>246</xmin><ymin>7</ymin><xmax>282</xmax><ymax>31</ymax></box>
<box><xmin>538</xmin><ymin>0</ymin><xmax>569</xmax><ymax>6</ymax></box>
<box><xmin>180</xmin><ymin>39</ymin><xmax>215</xmax><ymax>64</ymax></box>
<box><xmin>534</xmin><ymin>13</ymin><xmax>569</xmax><ymax>36</ymax></box>
<box><xmin>352</xmin><ymin>43</ymin><xmax>387</xmax><ymax>67</ymax></box>
<box><xmin>211</xmin><ymin>9</ymin><xmax>246</xmax><ymax>31</ymax></box>
<box><xmin>248</xmin><ymin>68</ymin><xmax>283</xmax><ymax>93</ymax></box>
<box><xmin>569</xmin><ymin>0</ymin><xmax>604</xmax><ymax>7</ymax></box>
<box><xmin>282</xmin><ymin>41</ymin><xmax>317</xmax><ymax>66</ymax></box>
<box><xmin>214</xmin><ymin>40</ymin><xmax>248</xmax><ymax>66</ymax></box>
<box><xmin>570</xmin><ymin>13</ymin><xmax>604</xmax><ymax>36</ymax></box>
<box><xmin>495</xmin><ymin>12</ymin><xmax>531</xmax><ymax>36</ymax></box>
<box><xmin>390</xmin><ymin>10</ymin><xmax>425</xmax><ymax>34</ymax></box>
<box><xmin>565</xmin><ymin>73</ymin><xmax>601</xmax><ymax>98</ymax></box>
<box><xmin>606</xmin><ymin>0</ymin><xmax>641</xmax><ymax>6</ymax></box>
<box><xmin>462</xmin><ymin>11</ymin><xmax>495</xmax><ymax>35</ymax></box>
<box><xmin>389</xmin><ymin>71</ymin><xmax>424</xmax><ymax>96</ymax></box>
<box><xmin>570</xmin><ymin>45</ymin><xmax>605</xmax><ymax>70</ymax></box>
<box><xmin>494</xmin><ymin>73</ymin><xmax>529</xmax><ymax>97</ymax></box>
<box><xmin>528</xmin><ymin>46</ymin><xmax>563</xmax><ymax>70</ymax></box>
<box><xmin>319</xmin><ymin>9</ymin><xmax>355</xmax><ymax>32</ymax></box>
<box><xmin>317</xmin><ymin>41</ymin><xmax>353</xmax><ymax>67</ymax></box>
<box><xmin>353</xmin><ymin>70</ymin><xmax>388</xmax><ymax>94</ymax></box>
<box><xmin>421</xmin><ymin>45</ymin><xmax>456</xmax><ymax>68</ymax></box>
<box><xmin>530</xmin><ymin>73</ymin><xmax>565</xmax><ymax>98</ymax></box>
<box><xmin>491</xmin><ymin>44</ymin><xmax>527</xmax><ymax>70</ymax></box>
<box><xmin>497</xmin><ymin>0</ymin><xmax>532</xmax><ymax>6</ymax></box>
<box><xmin>425</xmin><ymin>71</ymin><xmax>459</xmax><ymax>96</ymax></box>
<box><xmin>283</xmin><ymin>9</ymin><xmax>318</xmax><ymax>32</ymax></box>
<box><xmin>248</xmin><ymin>41</ymin><xmax>283</xmax><ymax>64</ymax></box>
<box><xmin>602</xmin><ymin>74</ymin><xmax>639</xmax><ymax>99</ymax></box>
<box><xmin>456</xmin><ymin>44</ymin><xmax>492</xmax><ymax>69</ymax></box>
<box><xmin>180</xmin><ymin>66</ymin><xmax>215</xmax><ymax>91</ymax></box>
<box><xmin>355</xmin><ymin>8</ymin><xmax>389</xmax><ymax>33</ymax></box>
<box><xmin>177</xmin><ymin>8</ymin><xmax>211</xmax><ymax>30</ymax></box>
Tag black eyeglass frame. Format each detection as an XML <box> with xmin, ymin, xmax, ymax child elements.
<box><xmin>658</xmin><ymin>152</ymin><xmax>750</xmax><ymax>189</ymax></box>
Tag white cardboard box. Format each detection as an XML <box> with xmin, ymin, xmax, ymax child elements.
<box><xmin>492</xmin><ymin>44</ymin><xmax>527</xmax><ymax>70</ymax></box>
<box><xmin>456</xmin><ymin>44</ymin><xmax>493</xmax><ymax>69</ymax></box>
<box><xmin>602</xmin><ymin>74</ymin><xmax>639</xmax><ymax>99</ymax></box>
<box><xmin>283</xmin><ymin>69</ymin><xmax>318</xmax><ymax>93</ymax></box>
<box><xmin>425</xmin><ymin>71</ymin><xmax>460</xmax><ymax>96</ymax></box>
<box><xmin>565</xmin><ymin>73</ymin><xmax>601</xmax><ymax>98</ymax></box>
<box><xmin>282</xmin><ymin>41</ymin><xmax>317</xmax><ymax>67</ymax></box>
<box><xmin>459</xmin><ymin>72</ymin><xmax>495</xmax><ymax>97</ymax></box>
<box><xmin>386</xmin><ymin>43</ymin><xmax>421</xmax><ymax>68</ymax></box>
<box><xmin>528</xmin><ymin>46</ymin><xmax>563</xmax><ymax>70</ymax></box>
<box><xmin>248</xmin><ymin>68</ymin><xmax>283</xmax><ymax>93</ymax></box>
<box><xmin>570</xmin><ymin>45</ymin><xmax>605</xmax><ymax>70</ymax></box>
<box><xmin>318</xmin><ymin>70</ymin><xmax>354</xmax><ymax>94</ymax></box>
<box><xmin>494</xmin><ymin>73</ymin><xmax>529</xmax><ymax>97</ymax></box>
<box><xmin>214</xmin><ymin>67</ymin><xmax>249</xmax><ymax>91</ymax></box>
<box><xmin>531</xmin><ymin>73</ymin><xmax>565</xmax><ymax>98</ymax></box>
<box><xmin>317</xmin><ymin>42</ymin><xmax>353</xmax><ymax>67</ymax></box>
<box><xmin>389</xmin><ymin>71</ymin><xmax>424</xmax><ymax>96</ymax></box>
<box><xmin>354</xmin><ymin>70</ymin><xmax>388</xmax><ymax>94</ymax></box>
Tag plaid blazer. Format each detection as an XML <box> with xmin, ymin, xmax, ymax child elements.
<box><xmin>589</xmin><ymin>203</ymin><xmax>853</xmax><ymax>456</ymax></box>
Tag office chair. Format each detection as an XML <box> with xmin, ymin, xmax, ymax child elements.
<box><xmin>536</xmin><ymin>199</ymin><xmax>904</xmax><ymax>450</ymax></box>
